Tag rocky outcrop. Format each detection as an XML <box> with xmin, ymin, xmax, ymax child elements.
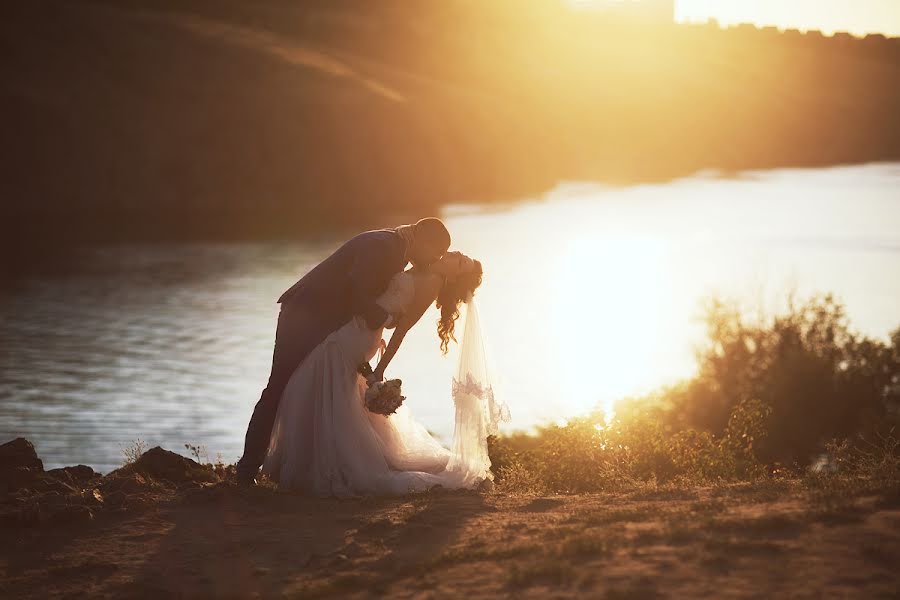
<box><xmin>46</xmin><ymin>465</ymin><xmax>97</xmax><ymax>484</ymax></box>
<box><xmin>126</xmin><ymin>446</ymin><xmax>219</xmax><ymax>485</ymax></box>
<box><xmin>0</xmin><ymin>439</ymin><xmax>228</xmax><ymax>528</ymax></box>
<box><xmin>0</xmin><ymin>437</ymin><xmax>45</xmax><ymax>493</ymax></box>
<box><xmin>0</xmin><ymin>437</ymin><xmax>43</xmax><ymax>471</ymax></box>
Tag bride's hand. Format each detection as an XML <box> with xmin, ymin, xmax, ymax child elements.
<box><xmin>367</xmin><ymin>369</ymin><xmax>385</xmax><ymax>386</ymax></box>
<box><xmin>384</xmin><ymin>311</ymin><xmax>403</xmax><ymax>330</ymax></box>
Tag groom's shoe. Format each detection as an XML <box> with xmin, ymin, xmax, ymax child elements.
<box><xmin>236</xmin><ymin>468</ymin><xmax>258</xmax><ymax>487</ymax></box>
<box><xmin>237</xmin><ymin>473</ymin><xmax>257</xmax><ymax>487</ymax></box>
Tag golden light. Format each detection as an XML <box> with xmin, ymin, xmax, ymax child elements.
<box><xmin>553</xmin><ymin>235</ymin><xmax>671</xmax><ymax>418</ymax></box>
<box><xmin>568</xmin><ymin>0</ymin><xmax>900</xmax><ymax>37</ymax></box>
<box><xmin>676</xmin><ymin>0</ymin><xmax>900</xmax><ymax>36</ymax></box>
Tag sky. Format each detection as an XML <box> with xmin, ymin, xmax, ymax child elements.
<box><xmin>675</xmin><ymin>0</ymin><xmax>900</xmax><ymax>37</ymax></box>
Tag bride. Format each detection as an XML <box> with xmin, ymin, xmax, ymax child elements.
<box><xmin>262</xmin><ymin>251</ymin><xmax>509</xmax><ymax>496</ymax></box>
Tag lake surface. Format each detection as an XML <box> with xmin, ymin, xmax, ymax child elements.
<box><xmin>2</xmin><ymin>163</ymin><xmax>899</xmax><ymax>472</ymax></box>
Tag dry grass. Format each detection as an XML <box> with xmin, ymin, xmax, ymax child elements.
<box><xmin>3</xmin><ymin>476</ymin><xmax>899</xmax><ymax>598</ymax></box>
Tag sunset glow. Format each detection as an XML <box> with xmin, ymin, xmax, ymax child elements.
<box><xmin>555</xmin><ymin>235</ymin><xmax>671</xmax><ymax>417</ymax></box>
<box><xmin>571</xmin><ymin>0</ymin><xmax>900</xmax><ymax>37</ymax></box>
<box><xmin>3</xmin><ymin>0</ymin><xmax>900</xmax><ymax>592</ymax></box>
<box><xmin>677</xmin><ymin>0</ymin><xmax>900</xmax><ymax>36</ymax></box>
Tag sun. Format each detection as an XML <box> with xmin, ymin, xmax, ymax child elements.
<box><xmin>553</xmin><ymin>235</ymin><xmax>671</xmax><ymax>418</ymax></box>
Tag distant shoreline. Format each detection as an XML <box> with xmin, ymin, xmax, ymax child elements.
<box><xmin>3</xmin><ymin>0</ymin><xmax>899</xmax><ymax>264</ymax></box>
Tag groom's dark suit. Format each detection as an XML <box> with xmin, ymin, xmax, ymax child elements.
<box><xmin>237</xmin><ymin>228</ymin><xmax>408</xmax><ymax>478</ymax></box>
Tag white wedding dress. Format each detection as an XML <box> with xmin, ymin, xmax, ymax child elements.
<box><xmin>262</xmin><ymin>271</ymin><xmax>509</xmax><ymax>497</ymax></box>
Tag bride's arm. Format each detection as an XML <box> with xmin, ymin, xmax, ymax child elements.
<box><xmin>372</xmin><ymin>274</ymin><xmax>442</xmax><ymax>381</ymax></box>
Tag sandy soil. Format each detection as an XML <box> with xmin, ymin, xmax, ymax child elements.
<box><xmin>3</xmin><ymin>474</ymin><xmax>899</xmax><ymax>599</ymax></box>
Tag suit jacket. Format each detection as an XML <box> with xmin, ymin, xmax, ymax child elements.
<box><xmin>278</xmin><ymin>228</ymin><xmax>408</xmax><ymax>332</ymax></box>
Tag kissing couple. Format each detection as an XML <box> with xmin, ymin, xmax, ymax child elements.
<box><xmin>235</xmin><ymin>218</ymin><xmax>509</xmax><ymax>496</ymax></box>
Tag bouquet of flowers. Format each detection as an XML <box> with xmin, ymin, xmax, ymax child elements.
<box><xmin>358</xmin><ymin>363</ymin><xmax>405</xmax><ymax>416</ymax></box>
<box><xmin>364</xmin><ymin>379</ymin><xmax>405</xmax><ymax>416</ymax></box>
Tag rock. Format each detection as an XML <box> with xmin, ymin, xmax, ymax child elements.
<box><xmin>37</xmin><ymin>490</ymin><xmax>66</xmax><ymax>507</ymax></box>
<box><xmin>19</xmin><ymin>500</ymin><xmax>46</xmax><ymax>526</ymax></box>
<box><xmin>88</xmin><ymin>488</ymin><xmax>105</xmax><ymax>506</ymax></box>
<box><xmin>176</xmin><ymin>481</ymin><xmax>205</xmax><ymax>493</ymax></box>
<box><xmin>130</xmin><ymin>447</ymin><xmax>218</xmax><ymax>485</ymax></box>
<box><xmin>0</xmin><ymin>439</ymin><xmax>44</xmax><ymax>492</ymax></box>
<box><xmin>46</xmin><ymin>465</ymin><xmax>97</xmax><ymax>484</ymax></box>
<box><xmin>0</xmin><ymin>466</ymin><xmax>39</xmax><ymax>492</ymax></box>
<box><xmin>0</xmin><ymin>491</ymin><xmax>24</xmax><ymax>506</ymax></box>
<box><xmin>104</xmin><ymin>491</ymin><xmax>127</xmax><ymax>507</ymax></box>
<box><xmin>0</xmin><ymin>508</ymin><xmax>19</xmax><ymax>527</ymax></box>
<box><xmin>107</xmin><ymin>492</ymin><xmax>152</xmax><ymax>512</ymax></box>
<box><xmin>477</xmin><ymin>479</ymin><xmax>495</xmax><ymax>493</ymax></box>
<box><xmin>14</xmin><ymin>500</ymin><xmax>95</xmax><ymax>527</ymax></box>
<box><xmin>48</xmin><ymin>504</ymin><xmax>94</xmax><ymax>525</ymax></box>
<box><xmin>181</xmin><ymin>483</ymin><xmax>228</xmax><ymax>505</ymax></box>
<box><xmin>124</xmin><ymin>496</ymin><xmax>153</xmax><ymax>512</ymax></box>
<box><xmin>100</xmin><ymin>472</ymin><xmax>153</xmax><ymax>495</ymax></box>
<box><xmin>32</xmin><ymin>474</ymin><xmax>80</xmax><ymax>496</ymax></box>
<box><xmin>0</xmin><ymin>438</ymin><xmax>43</xmax><ymax>472</ymax></box>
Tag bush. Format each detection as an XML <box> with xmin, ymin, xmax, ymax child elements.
<box><xmin>491</xmin><ymin>398</ymin><xmax>773</xmax><ymax>494</ymax></box>
<box><xmin>682</xmin><ymin>293</ymin><xmax>899</xmax><ymax>464</ymax></box>
<box><xmin>804</xmin><ymin>431</ymin><xmax>900</xmax><ymax>505</ymax></box>
<box><xmin>491</xmin><ymin>293</ymin><xmax>899</xmax><ymax>494</ymax></box>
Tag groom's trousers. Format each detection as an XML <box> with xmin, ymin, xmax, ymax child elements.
<box><xmin>236</xmin><ymin>302</ymin><xmax>340</xmax><ymax>478</ymax></box>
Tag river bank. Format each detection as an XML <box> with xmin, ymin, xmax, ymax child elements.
<box><xmin>2</xmin><ymin>438</ymin><xmax>898</xmax><ymax>598</ymax></box>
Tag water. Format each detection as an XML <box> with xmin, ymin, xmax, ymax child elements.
<box><xmin>2</xmin><ymin>163</ymin><xmax>899</xmax><ymax>472</ymax></box>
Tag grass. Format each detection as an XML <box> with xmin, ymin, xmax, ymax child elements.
<box><xmin>10</xmin><ymin>463</ymin><xmax>898</xmax><ymax>599</ymax></box>
<box><xmin>104</xmin><ymin>401</ymin><xmax>895</xmax><ymax>597</ymax></box>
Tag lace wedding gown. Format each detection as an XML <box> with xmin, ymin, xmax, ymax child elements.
<box><xmin>262</xmin><ymin>271</ymin><xmax>508</xmax><ymax>497</ymax></box>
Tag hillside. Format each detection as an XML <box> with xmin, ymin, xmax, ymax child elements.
<box><xmin>2</xmin><ymin>0</ymin><xmax>899</xmax><ymax>244</ymax></box>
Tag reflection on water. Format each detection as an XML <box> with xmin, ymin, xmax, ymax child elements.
<box><xmin>2</xmin><ymin>163</ymin><xmax>899</xmax><ymax>471</ymax></box>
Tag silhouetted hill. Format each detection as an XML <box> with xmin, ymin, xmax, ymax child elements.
<box><xmin>2</xmin><ymin>0</ymin><xmax>899</xmax><ymax>248</ymax></box>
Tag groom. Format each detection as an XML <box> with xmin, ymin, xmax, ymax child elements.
<box><xmin>236</xmin><ymin>218</ymin><xmax>452</xmax><ymax>485</ymax></box>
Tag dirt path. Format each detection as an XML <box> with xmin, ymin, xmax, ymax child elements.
<box><xmin>2</xmin><ymin>481</ymin><xmax>899</xmax><ymax>598</ymax></box>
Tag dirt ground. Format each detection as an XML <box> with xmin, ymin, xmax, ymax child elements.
<box><xmin>2</xmin><ymin>476</ymin><xmax>899</xmax><ymax>599</ymax></box>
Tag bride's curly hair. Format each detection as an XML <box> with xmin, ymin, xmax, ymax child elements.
<box><xmin>435</xmin><ymin>260</ymin><xmax>483</xmax><ymax>354</ymax></box>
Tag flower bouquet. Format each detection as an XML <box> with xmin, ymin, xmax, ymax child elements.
<box><xmin>364</xmin><ymin>379</ymin><xmax>405</xmax><ymax>416</ymax></box>
<box><xmin>358</xmin><ymin>363</ymin><xmax>405</xmax><ymax>416</ymax></box>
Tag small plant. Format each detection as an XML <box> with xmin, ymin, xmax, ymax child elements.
<box><xmin>180</xmin><ymin>444</ymin><xmax>236</xmax><ymax>479</ymax></box>
<box><xmin>804</xmin><ymin>429</ymin><xmax>900</xmax><ymax>506</ymax></box>
<box><xmin>497</xmin><ymin>460</ymin><xmax>546</xmax><ymax>495</ymax></box>
<box><xmin>184</xmin><ymin>443</ymin><xmax>208</xmax><ymax>464</ymax></box>
<box><xmin>121</xmin><ymin>438</ymin><xmax>147</xmax><ymax>465</ymax></box>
